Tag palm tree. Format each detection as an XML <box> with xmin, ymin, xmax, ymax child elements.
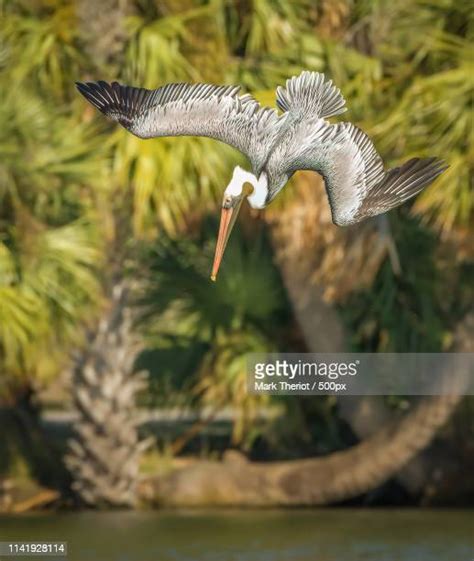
<box><xmin>65</xmin><ymin>283</ymin><xmax>152</xmax><ymax>507</ymax></box>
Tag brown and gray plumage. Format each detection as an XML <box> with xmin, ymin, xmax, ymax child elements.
<box><xmin>77</xmin><ymin>72</ymin><xmax>447</xmax><ymax>279</ymax></box>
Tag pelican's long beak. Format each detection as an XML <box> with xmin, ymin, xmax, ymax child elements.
<box><xmin>211</xmin><ymin>195</ymin><xmax>244</xmax><ymax>281</ymax></box>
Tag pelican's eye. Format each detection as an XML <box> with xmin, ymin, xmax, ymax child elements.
<box><xmin>242</xmin><ymin>183</ymin><xmax>254</xmax><ymax>197</ymax></box>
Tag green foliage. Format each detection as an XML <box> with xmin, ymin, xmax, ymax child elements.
<box><xmin>1</xmin><ymin>3</ymin><xmax>83</xmax><ymax>99</ymax></box>
<box><xmin>0</xmin><ymin>2</ymin><xmax>103</xmax><ymax>391</ymax></box>
<box><xmin>136</xmin><ymin>218</ymin><xmax>289</xmax><ymax>442</ymax></box>
<box><xmin>342</xmin><ymin>215</ymin><xmax>450</xmax><ymax>352</ymax></box>
<box><xmin>140</xmin><ymin>221</ymin><xmax>286</xmax><ymax>336</ymax></box>
<box><xmin>0</xmin><ymin>0</ymin><xmax>471</xmax><ymax>458</ymax></box>
<box><xmin>333</xmin><ymin>0</ymin><xmax>473</xmax><ymax>233</ymax></box>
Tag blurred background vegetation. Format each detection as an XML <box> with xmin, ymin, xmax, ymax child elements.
<box><xmin>0</xmin><ymin>0</ymin><xmax>472</xmax><ymax>509</ymax></box>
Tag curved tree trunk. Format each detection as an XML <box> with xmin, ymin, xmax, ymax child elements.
<box><xmin>143</xmin><ymin>391</ymin><xmax>462</xmax><ymax>506</ymax></box>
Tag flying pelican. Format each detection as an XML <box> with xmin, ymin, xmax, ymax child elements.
<box><xmin>76</xmin><ymin>72</ymin><xmax>447</xmax><ymax>281</ymax></box>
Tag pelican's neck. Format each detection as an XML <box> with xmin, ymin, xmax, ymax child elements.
<box><xmin>225</xmin><ymin>166</ymin><xmax>268</xmax><ymax>209</ymax></box>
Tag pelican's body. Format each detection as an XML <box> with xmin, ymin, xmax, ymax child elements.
<box><xmin>77</xmin><ymin>72</ymin><xmax>446</xmax><ymax>279</ymax></box>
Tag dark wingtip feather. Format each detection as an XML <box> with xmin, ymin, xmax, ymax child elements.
<box><xmin>396</xmin><ymin>156</ymin><xmax>448</xmax><ymax>197</ymax></box>
<box><xmin>75</xmin><ymin>81</ymin><xmax>91</xmax><ymax>99</ymax></box>
<box><xmin>430</xmin><ymin>158</ymin><xmax>449</xmax><ymax>175</ymax></box>
<box><xmin>415</xmin><ymin>157</ymin><xmax>449</xmax><ymax>186</ymax></box>
<box><xmin>76</xmin><ymin>80</ymin><xmax>109</xmax><ymax>112</ymax></box>
<box><xmin>75</xmin><ymin>79</ymin><xmax>137</xmax><ymax>128</ymax></box>
<box><xmin>355</xmin><ymin>155</ymin><xmax>448</xmax><ymax>221</ymax></box>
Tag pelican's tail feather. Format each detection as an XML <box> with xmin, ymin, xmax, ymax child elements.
<box><xmin>276</xmin><ymin>71</ymin><xmax>347</xmax><ymax>119</ymax></box>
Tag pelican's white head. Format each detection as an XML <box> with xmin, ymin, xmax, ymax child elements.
<box><xmin>211</xmin><ymin>166</ymin><xmax>268</xmax><ymax>281</ymax></box>
<box><xmin>223</xmin><ymin>166</ymin><xmax>268</xmax><ymax>209</ymax></box>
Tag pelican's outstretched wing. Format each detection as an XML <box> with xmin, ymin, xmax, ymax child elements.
<box><xmin>285</xmin><ymin>121</ymin><xmax>447</xmax><ymax>225</ymax></box>
<box><xmin>76</xmin><ymin>80</ymin><xmax>281</xmax><ymax>173</ymax></box>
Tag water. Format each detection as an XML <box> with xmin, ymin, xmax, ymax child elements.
<box><xmin>0</xmin><ymin>509</ymin><xmax>472</xmax><ymax>561</ymax></box>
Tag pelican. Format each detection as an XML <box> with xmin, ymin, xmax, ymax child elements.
<box><xmin>76</xmin><ymin>72</ymin><xmax>447</xmax><ymax>280</ymax></box>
